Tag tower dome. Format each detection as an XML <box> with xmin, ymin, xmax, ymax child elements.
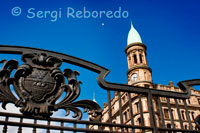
<box><xmin>127</xmin><ymin>22</ymin><xmax>142</xmax><ymax>45</ymax></box>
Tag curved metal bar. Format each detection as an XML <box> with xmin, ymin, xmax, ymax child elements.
<box><xmin>0</xmin><ymin>45</ymin><xmax>192</xmax><ymax>99</ymax></box>
<box><xmin>97</xmin><ymin>71</ymin><xmax>193</xmax><ymax>99</ymax></box>
<box><xmin>0</xmin><ymin>45</ymin><xmax>107</xmax><ymax>73</ymax></box>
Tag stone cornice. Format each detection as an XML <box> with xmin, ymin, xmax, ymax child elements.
<box><xmin>127</xmin><ymin>65</ymin><xmax>152</xmax><ymax>75</ymax></box>
<box><xmin>125</xmin><ymin>42</ymin><xmax>147</xmax><ymax>53</ymax></box>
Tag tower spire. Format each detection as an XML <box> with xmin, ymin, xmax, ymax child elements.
<box><xmin>130</xmin><ymin>20</ymin><xmax>133</xmax><ymax>27</ymax></box>
<box><xmin>127</xmin><ymin>21</ymin><xmax>142</xmax><ymax>45</ymax></box>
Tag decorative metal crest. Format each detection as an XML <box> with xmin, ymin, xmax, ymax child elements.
<box><xmin>0</xmin><ymin>53</ymin><xmax>102</xmax><ymax>121</ymax></box>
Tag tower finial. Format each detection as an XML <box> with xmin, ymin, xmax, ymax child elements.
<box><xmin>130</xmin><ymin>20</ymin><xmax>133</xmax><ymax>28</ymax></box>
<box><xmin>127</xmin><ymin>21</ymin><xmax>142</xmax><ymax>45</ymax></box>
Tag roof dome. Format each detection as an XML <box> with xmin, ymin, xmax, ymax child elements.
<box><xmin>127</xmin><ymin>22</ymin><xmax>142</xmax><ymax>45</ymax></box>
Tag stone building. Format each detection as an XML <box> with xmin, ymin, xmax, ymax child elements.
<box><xmin>100</xmin><ymin>23</ymin><xmax>200</xmax><ymax>132</ymax></box>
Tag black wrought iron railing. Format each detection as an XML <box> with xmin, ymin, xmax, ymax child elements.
<box><xmin>0</xmin><ymin>45</ymin><xmax>199</xmax><ymax>133</ymax></box>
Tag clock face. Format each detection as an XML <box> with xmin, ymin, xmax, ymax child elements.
<box><xmin>131</xmin><ymin>73</ymin><xmax>137</xmax><ymax>82</ymax></box>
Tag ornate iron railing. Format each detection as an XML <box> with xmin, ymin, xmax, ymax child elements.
<box><xmin>0</xmin><ymin>45</ymin><xmax>199</xmax><ymax>132</ymax></box>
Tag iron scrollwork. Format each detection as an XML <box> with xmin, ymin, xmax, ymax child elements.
<box><xmin>0</xmin><ymin>53</ymin><xmax>102</xmax><ymax>121</ymax></box>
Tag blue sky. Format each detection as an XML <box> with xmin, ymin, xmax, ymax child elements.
<box><xmin>0</xmin><ymin>0</ymin><xmax>200</xmax><ymax>112</ymax></box>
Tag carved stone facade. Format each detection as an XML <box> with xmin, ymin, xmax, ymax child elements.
<box><xmin>101</xmin><ymin>84</ymin><xmax>200</xmax><ymax>132</ymax></box>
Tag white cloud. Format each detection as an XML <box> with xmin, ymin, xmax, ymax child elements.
<box><xmin>0</xmin><ymin>103</ymin><xmax>20</xmax><ymax>113</ymax></box>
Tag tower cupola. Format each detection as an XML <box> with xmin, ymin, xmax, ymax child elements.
<box><xmin>125</xmin><ymin>22</ymin><xmax>152</xmax><ymax>87</ymax></box>
<box><xmin>127</xmin><ymin>22</ymin><xmax>142</xmax><ymax>45</ymax></box>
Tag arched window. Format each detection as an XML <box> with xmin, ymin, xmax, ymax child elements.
<box><xmin>171</xmin><ymin>109</ymin><xmax>174</xmax><ymax>119</ymax></box>
<box><xmin>185</xmin><ymin>124</ymin><xmax>188</xmax><ymax>129</ymax></box>
<box><xmin>139</xmin><ymin>54</ymin><xmax>143</xmax><ymax>63</ymax></box>
<box><xmin>192</xmin><ymin>112</ymin><xmax>195</xmax><ymax>121</ymax></box>
<box><xmin>138</xmin><ymin>117</ymin><xmax>142</xmax><ymax>126</ymax></box>
<box><xmin>124</xmin><ymin>111</ymin><xmax>128</xmax><ymax>121</ymax></box>
<box><xmin>127</xmin><ymin>109</ymin><xmax>130</xmax><ymax>119</ymax></box>
<box><xmin>181</xmin><ymin>110</ymin><xmax>185</xmax><ymax>120</ymax></box>
<box><xmin>167</xmin><ymin>123</ymin><xmax>171</xmax><ymax>128</ymax></box>
<box><xmin>134</xmin><ymin>54</ymin><xmax>137</xmax><ymax>64</ymax></box>
<box><xmin>135</xmin><ymin>102</ymin><xmax>139</xmax><ymax>113</ymax></box>
<box><xmin>167</xmin><ymin>124</ymin><xmax>172</xmax><ymax>133</ymax></box>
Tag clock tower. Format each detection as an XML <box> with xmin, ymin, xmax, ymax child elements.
<box><xmin>125</xmin><ymin>22</ymin><xmax>152</xmax><ymax>87</ymax></box>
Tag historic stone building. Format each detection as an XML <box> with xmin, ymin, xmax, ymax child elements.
<box><xmin>100</xmin><ymin>23</ymin><xmax>200</xmax><ymax>132</ymax></box>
